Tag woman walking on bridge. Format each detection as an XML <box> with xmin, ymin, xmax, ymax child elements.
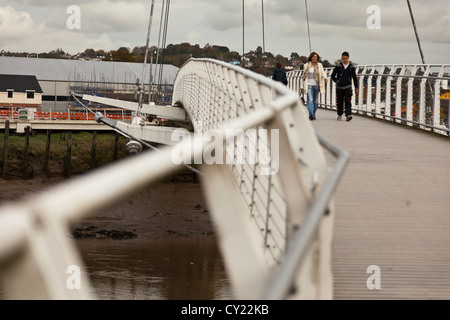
<box><xmin>301</xmin><ymin>52</ymin><xmax>328</xmax><ymax>121</ymax></box>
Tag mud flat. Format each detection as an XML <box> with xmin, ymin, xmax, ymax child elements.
<box><xmin>0</xmin><ymin>174</ymin><xmax>232</xmax><ymax>300</ymax></box>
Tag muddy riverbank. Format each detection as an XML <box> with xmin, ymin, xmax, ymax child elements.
<box><xmin>0</xmin><ymin>173</ymin><xmax>233</xmax><ymax>300</ymax></box>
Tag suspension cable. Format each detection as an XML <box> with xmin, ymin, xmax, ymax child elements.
<box><xmin>304</xmin><ymin>0</ymin><xmax>312</xmax><ymax>53</ymax></box>
<box><xmin>153</xmin><ymin>0</ymin><xmax>165</xmax><ymax>98</ymax></box>
<box><xmin>138</xmin><ymin>0</ymin><xmax>157</xmax><ymax>117</ymax></box>
<box><xmin>405</xmin><ymin>0</ymin><xmax>434</xmax><ymax>106</ymax></box>
<box><xmin>406</xmin><ymin>0</ymin><xmax>425</xmax><ymax>64</ymax></box>
<box><xmin>261</xmin><ymin>0</ymin><xmax>266</xmax><ymax>76</ymax></box>
<box><xmin>242</xmin><ymin>0</ymin><xmax>245</xmax><ymax>68</ymax></box>
<box><xmin>157</xmin><ymin>0</ymin><xmax>171</xmax><ymax>103</ymax></box>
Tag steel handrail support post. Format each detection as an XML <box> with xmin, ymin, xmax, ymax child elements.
<box><xmin>407</xmin><ymin>65</ymin><xmax>419</xmax><ymax>125</ymax></box>
<box><xmin>319</xmin><ymin>74</ymin><xmax>326</xmax><ymax>110</ymax></box>
<box><xmin>366</xmin><ymin>66</ymin><xmax>376</xmax><ymax>115</ymax></box>
<box><xmin>357</xmin><ymin>66</ymin><xmax>367</xmax><ymax>113</ymax></box>
<box><xmin>325</xmin><ymin>69</ymin><xmax>333</xmax><ymax>109</ymax></box>
<box><xmin>395</xmin><ymin>65</ymin><xmax>406</xmax><ymax>123</ymax></box>
<box><xmin>374</xmin><ymin>65</ymin><xmax>385</xmax><ymax>116</ymax></box>
<box><xmin>433</xmin><ymin>66</ymin><xmax>446</xmax><ymax>131</ymax></box>
<box><xmin>385</xmin><ymin>65</ymin><xmax>396</xmax><ymax>119</ymax></box>
<box><xmin>419</xmin><ymin>65</ymin><xmax>431</xmax><ymax>129</ymax></box>
<box><xmin>331</xmin><ymin>69</ymin><xmax>337</xmax><ymax>109</ymax></box>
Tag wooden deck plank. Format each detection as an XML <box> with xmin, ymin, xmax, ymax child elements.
<box><xmin>312</xmin><ymin>109</ymin><xmax>450</xmax><ymax>300</ymax></box>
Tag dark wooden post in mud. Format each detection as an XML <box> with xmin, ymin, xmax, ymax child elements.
<box><xmin>64</xmin><ymin>131</ymin><xmax>72</xmax><ymax>178</ymax></box>
<box><xmin>2</xmin><ymin>120</ymin><xmax>9</xmax><ymax>179</ymax></box>
<box><xmin>113</xmin><ymin>132</ymin><xmax>119</xmax><ymax>161</ymax></box>
<box><xmin>22</xmin><ymin>126</ymin><xmax>31</xmax><ymax>179</ymax></box>
<box><xmin>44</xmin><ymin>130</ymin><xmax>51</xmax><ymax>177</ymax></box>
<box><xmin>91</xmin><ymin>131</ymin><xmax>97</xmax><ymax>169</ymax></box>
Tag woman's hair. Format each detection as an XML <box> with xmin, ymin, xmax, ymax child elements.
<box><xmin>307</xmin><ymin>52</ymin><xmax>321</xmax><ymax>62</ymax></box>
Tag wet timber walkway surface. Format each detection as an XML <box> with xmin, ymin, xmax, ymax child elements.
<box><xmin>312</xmin><ymin>108</ymin><xmax>450</xmax><ymax>300</ymax></box>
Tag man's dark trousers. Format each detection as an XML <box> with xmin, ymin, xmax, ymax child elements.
<box><xmin>336</xmin><ymin>87</ymin><xmax>353</xmax><ymax>117</ymax></box>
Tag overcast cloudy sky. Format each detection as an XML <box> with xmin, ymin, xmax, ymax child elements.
<box><xmin>0</xmin><ymin>0</ymin><xmax>449</xmax><ymax>65</ymax></box>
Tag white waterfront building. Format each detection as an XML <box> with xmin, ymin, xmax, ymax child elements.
<box><xmin>0</xmin><ymin>56</ymin><xmax>179</xmax><ymax>112</ymax></box>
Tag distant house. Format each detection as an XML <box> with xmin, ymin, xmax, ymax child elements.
<box><xmin>0</xmin><ymin>74</ymin><xmax>43</xmax><ymax>111</ymax></box>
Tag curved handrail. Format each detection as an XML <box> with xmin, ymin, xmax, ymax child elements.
<box><xmin>173</xmin><ymin>58</ymin><xmax>348</xmax><ymax>299</ymax></box>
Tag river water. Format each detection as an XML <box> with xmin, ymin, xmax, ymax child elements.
<box><xmin>71</xmin><ymin>179</ymin><xmax>233</xmax><ymax>300</ymax></box>
<box><xmin>0</xmin><ymin>175</ymin><xmax>233</xmax><ymax>300</ymax></box>
<box><xmin>75</xmin><ymin>236</ymin><xmax>233</xmax><ymax>300</ymax></box>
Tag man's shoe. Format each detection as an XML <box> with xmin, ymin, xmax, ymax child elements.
<box><xmin>337</xmin><ymin>115</ymin><xmax>342</xmax><ymax>120</ymax></box>
<box><xmin>346</xmin><ymin>115</ymin><xmax>353</xmax><ymax>121</ymax></box>
<box><xmin>309</xmin><ymin>115</ymin><xmax>314</xmax><ymax>121</ymax></box>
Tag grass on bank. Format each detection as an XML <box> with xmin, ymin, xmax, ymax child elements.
<box><xmin>0</xmin><ymin>131</ymin><xmax>131</xmax><ymax>177</ymax></box>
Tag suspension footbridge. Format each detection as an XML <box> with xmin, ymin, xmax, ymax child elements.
<box><xmin>0</xmin><ymin>59</ymin><xmax>449</xmax><ymax>300</ymax></box>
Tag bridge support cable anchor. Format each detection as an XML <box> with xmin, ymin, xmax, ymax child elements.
<box><xmin>126</xmin><ymin>141</ymin><xmax>144</xmax><ymax>154</ymax></box>
<box><xmin>71</xmin><ymin>93</ymin><xmax>203</xmax><ymax>176</ymax></box>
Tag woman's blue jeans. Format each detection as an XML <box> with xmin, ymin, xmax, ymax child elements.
<box><xmin>307</xmin><ymin>85</ymin><xmax>320</xmax><ymax>118</ymax></box>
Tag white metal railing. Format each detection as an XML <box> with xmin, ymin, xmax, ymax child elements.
<box><xmin>287</xmin><ymin>64</ymin><xmax>450</xmax><ymax>136</ymax></box>
<box><xmin>0</xmin><ymin>58</ymin><xmax>348</xmax><ymax>300</ymax></box>
<box><xmin>173</xmin><ymin>58</ymin><xmax>347</xmax><ymax>299</ymax></box>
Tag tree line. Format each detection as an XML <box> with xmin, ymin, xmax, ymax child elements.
<box><xmin>1</xmin><ymin>43</ymin><xmax>341</xmax><ymax>76</ymax></box>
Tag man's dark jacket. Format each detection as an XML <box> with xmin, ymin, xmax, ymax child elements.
<box><xmin>331</xmin><ymin>62</ymin><xmax>358</xmax><ymax>89</ymax></box>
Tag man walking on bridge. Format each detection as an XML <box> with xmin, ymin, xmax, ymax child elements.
<box><xmin>331</xmin><ymin>52</ymin><xmax>358</xmax><ymax>121</ymax></box>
